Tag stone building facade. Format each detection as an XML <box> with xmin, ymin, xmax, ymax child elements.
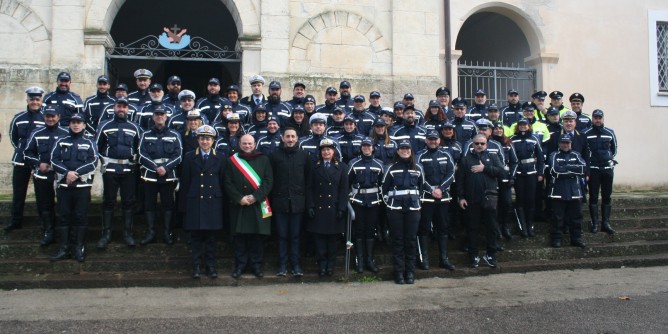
<box><xmin>1</xmin><ymin>0</ymin><xmax>668</xmax><ymax>192</ymax></box>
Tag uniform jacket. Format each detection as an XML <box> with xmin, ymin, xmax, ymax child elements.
<box><xmin>298</xmin><ymin>133</ymin><xmax>342</xmax><ymax>164</ymax></box>
<box><xmin>10</xmin><ymin>109</ymin><xmax>45</xmax><ymax>165</ymax></box>
<box><xmin>224</xmin><ymin>152</ymin><xmax>273</xmax><ymax>236</ymax></box>
<box><xmin>96</xmin><ymin>116</ymin><xmax>142</xmax><ymax>174</ymax></box>
<box><xmin>240</xmin><ymin>94</ymin><xmax>267</xmax><ymax>113</ymax></box>
<box><xmin>416</xmin><ymin>147</ymin><xmax>455</xmax><ymax>202</ymax></box>
<box><xmin>308</xmin><ymin>159</ymin><xmax>349</xmax><ymax>234</ymax></box>
<box><xmin>548</xmin><ymin>149</ymin><xmax>586</xmax><ymax>200</ymax></box>
<box><xmin>545</xmin><ymin>129</ymin><xmax>588</xmax><ymax>166</ymax></box>
<box><xmin>50</xmin><ymin>130</ymin><xmax>98</xmax><ymax>188</ymax></box>
<box><xmin>452</xmin><ymin>116</ymin><xmax>477</xmax><ymax>146</ymax></box>
<box><xmin>195</xmin><ymin>95</ymin><xmax>225</xmax><ymax>122</ymax></box>
<box><xmin>501</xmin><ymin>103</ymin><xmax>522</xmax><ymax>127</ymax></box>
<box><xmin>315</xmin><ymin>102</ymin><xmax>338</xmax><ymax>117</ymax></box>
<box><xmin>83</xmin><ymin>91</ymin><xmax>115</xmax><ymax>133</ymax></box>
<box><xmin>269</xmin><ymin>144</ymin><xmax>312</xmax><ymax>214</ymax></box>
<box><xmin>575</xmin><ymin>112</ymin><xmax>592</xmax><ymax>132</ymax></box>
<box><xmin>23</xmin><ymin>124</ymin><xmax>69</xmax><ymax>179</ymax></box>
<box><xmin>215</xmin><ymin>131</ymin><xmax>243</xmax><ymax>157</ymax></box>
<box><xmin>136</xmin><ymin>102</ymin><xmax>175</xmax><ymax>130</ymax></box>
<box><xmin>179</xmin><ymin>149</ymin><xmax>226</xmax><ymax>230</ymax></box>
<box><xmin>180</xmin><ymin>128</ymin><xmax>200</xmax><ymax>156</ymax></box>
<box><xmin>440</xmin><ymin>137</ymin><xmax>463</xmax><ymax>164</ymax></box>
<box><xmin>44</xmin><ymin>89</ymin><xmax>83</xmax><ymax>126</ymax></box>
<box><xmin>372</xmin><ymin>136</ymin><xmax>397</xmax><ymax>165</ymax></box>
<box><xmin>456</xmin><ymin>150</ymin><xmax>505</xmax><ymax>205</ymax></box>
<box><xmin>583</xmin><ymin>125</ymin><xmax>617</xmax><ymax>170</ymax></box>
<box><xmin>265</xmin><ymin>100</ymin><xmax>292</xmax><ymax>125</ymax></box>
<box><xmin>350</xmin><ymin>109</ymin><xmax>377</xmax><ymax>136</ymax></box>
<box><xmin>138</xmin><ymin>126</ymin><xmax>182</xmax><ymax>182</ymax></box>
<box><xmin>255</xmin><ymin>131</ymin><xmax>282</xmax><ymax>156</ymax></box>
<box><xmin>463</xmin><ymin>138</ymin><xmax>506</xmax><ymax>166</ymax></box>
<box><xmin>467</xmin><ymin>104</ymin><xmax>488</xmax><ymax>122</ymax></box>
<box><xmin>347</xmin><ymin>154</ymin><xmax>384</xmax><ymax>207</ymax></box>
<box><xmin>510</xmin><ymin>132</ymin><xmax>545</xmax><ymax>176</ymax></box>
<box><xmin>128</xmin><ymin>89</ymin><xmax>151</xmax><ymax>107</ymax></box>
<box><xmin>492</xmin><ymin>136</ymin><xmax>518</xmax><ymax>183</ymax></box>
<box><xmin>335</xmin><ymin>97</ymin><xmax>354</xmax><ymax>114</ymax></box>
<box><xmin>100</xmin><ymin>103</ymin><xmax>139</xmax><ymax>126</ymax></box>
<box><xmin>390</xmin><ymin>123</ymin><xmax>427</xmax><ymax>152</ymax></box>
<box><xmin>336</xmin><ymin>130</ymin><xmax>364</xmax><ymax>164</ymax></box>
<box><xmin>381</xmin><ymin>160</ymin><xmax>427</xmax><ymax>211</ymax></box>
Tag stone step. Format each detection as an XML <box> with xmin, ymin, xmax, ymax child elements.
<box><xmin>1</xmin><ymin>252</ymin><xmax>667</xmax><ymax>290</ymax></box>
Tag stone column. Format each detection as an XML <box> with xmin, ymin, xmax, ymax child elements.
<box><xmin>239</xmin><ymin>38</ymin><xmax>262</xmax><ymax>94</ymax></box>
<box><xmin>50</xmin><ymin>0</ymin><xmax>85</xmax><ymax>67</ymax></box>
<box><xmin>525</xmin><ymin>52</ymin><xmax>560</xmax><ymax>92</ymax></box>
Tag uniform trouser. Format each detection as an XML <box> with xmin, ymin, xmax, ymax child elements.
<box><xmin>102</xmin><ymin>172</ymin><xmax>136</xmax><ymax>211</ymax></box>
<box><xmin>33</xmin><ymin>172</ymin><xmax>56</xmax><ymax>215</ymax></box>
<box><xmin>588</xmin><ymin>168</ymin><xmax>614</xmax><ymax>206</ymax></box>
<box><xmin>464</xmin><ymin>203</ymin><xmax>498</xmax><ymax>257</ymax></box>
<box><xmin>189</xmin><ymin>230</ymin><xmax>217</xmax><ymax>267</ymax></box>
<box><xmin>353</xmin><ymin>204</ymin><xmax>379</xmax><ymax>239</ymax></box>
<box><xmin>418</xmin><ymin>201</ymin><xmax>449</xmax><ymax>237</ymax></box>
<box><xmin>314</xmin><ymin>233</ymin><xmax>338</xmax><ymax>271</ymax></box>
<box><xmin>233</xmin><ymin>234</ymin><xmax>265</xmax><ymax>270</ymax></box>
<box><xmin>275</xmin><ymin>212</ymin><xmax>302</xmax><ymax>268</ymax></box>
<box><xmin>497</xmin><ymin>182</ymin><xmax>513</xmax><ymax>227</ymax></box>
<box><xmin>551</xmin><ymin>199</ymin><xmax>583</xmax><ymax>242</ymax></box>
<box><xmin>56</xmin><ymin>187</ymin><xmax>91</xmax><ymax>228</ymax></box>
<box><xmin>515</xmin><ymin>174</ymin><xmax>538</xmax><ymax>213</ymax></box>
<box><xmin>143</xmin><ymin>181</ymin><xmax>176</xmax><ymax>211</ymax></box>
<box><xmin>11</xmin><ymin>165</ymin><xmax>32</xmax><ymax>223</ymax></box>
<box><xmin>387</xmin><ymin>210</ymin><xmax>420</xmax><ymax>274</ymax></box>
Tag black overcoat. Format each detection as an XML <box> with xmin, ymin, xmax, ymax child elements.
<box><xmin>308</xmin><ymin>160</ymin><xmax>349</xmax><ymax>235</ymax></box>
<box><xmin>179</xmin><ymin>149</ymin><xmax>226</xmax><ymax>230</ymax></box>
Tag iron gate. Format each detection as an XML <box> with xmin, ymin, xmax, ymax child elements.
<box><xmin>457</xmin><ymin>61</ymin><xmax>536</xmax><ymax>106</ymax></box>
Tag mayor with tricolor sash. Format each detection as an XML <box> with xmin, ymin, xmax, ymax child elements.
<box><xmin>224</xmin><ymin>134</ymin><xmax>274</xmax><ymax>279</ymax></box>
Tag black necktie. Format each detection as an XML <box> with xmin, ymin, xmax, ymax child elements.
<box><xmin>325</xmin><ymin>161</ymin><xmax>330</xmax><ymax>168</ymax></box>
<box><xmin>203</xmin><ymin>154</ymin><xmax>209</xmax><ymax>161</ymax></box>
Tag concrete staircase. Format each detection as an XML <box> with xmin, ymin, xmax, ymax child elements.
<box><xmin>1</xmin><ymin>192</ymin><xmax>667</xmax><ymax>289</ymax></box>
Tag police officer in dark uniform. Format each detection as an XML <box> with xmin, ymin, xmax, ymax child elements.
<box><xmin>179</xmin><ymin>125</ymin><xmax>225</xmax><ymax>279</ymax></box>
<box><xmin>23</xmin><ymin>106</ymin><xmax>68</xmax><ymax>245</ymax></box>
<box><xmin>366</xmin><ymin>91</ymin><xmax>384</xmax><ymax>116</ymax></box>
<box><xmin>336</xmin><ymin>81</ymin><xmax>354</xmax><ymax>113</ymax></box>
<box><xmin>6</xmin><ymin>87</ymin><xmax>46</xmax><ymax>231</ymax></box>
<box><xmin>83</xmin><ymin>75</ymin><xmax>115</xmax><ymax>134</ymax></box>
<box><xmin>382</xmin><ymin>140</ymin><xmax>426</xmax><ymax>284</ymax></box>
<box><xmin>138</xmin><ymin>106</ymin><xmax>183</xmax><ymax>245</ymax></box>
<box><xmin>288</xmin><ymin>82</ymin><xmax>307</xmax><ymax>109</ymax></box>
<box><xmin>325</xmin><ymin>108</ymin><xmax>346</xmax><ymax>137</ymax></box>
<box><xmin>436</xmin><ymin>87</ymin><xmax>452</xmax><ymax>120</ymax></box>
<box><xmin>315</xmin><ymin>87</ymin><xmax>339</xmax><ymax>117</ymax></box>
<box><xmin>308</xmin><ymin>138</ymin><xmax>349</xmax><ymax>277</ymax></box>
<box><xmin>335</xmin><ymin>115</ymin><xmax>364</xmax><ymax>164</ymax></box>
<box><xmin>95</xmin><ymin>97</ymin><xmax>142</xmax><ymax>249</ymax></box>
<box><xmin>240</xmin><ymin>75</ymin><xmax>267</xmax><ymax>112</ymax></box>
<box><xmin>246</xmin><ymin>105</ymin><xmax>270</xmax><ymax>140</ymax></box>
<box><xmin>390</xmin><ymin>105</ymin><xmax>427</xmax><ymax>152</ymax></box>
<box><xmin>467</xmin><ymin>89</ymin><xmax>489</xmax><ymax>122</ymax></box>
<box><xmin>128</xmin><ymin>69</ymin><xmax>153</xmax><ymax>107</ymax></box>
<box><xmin>347</xmin><ymin>138</ymin><xmax>383</xmax><ymax>273</ymax></box>
<box><xmin>196</xmin><ymin>78</ymin><xmax>225</xmax><ymax>122</ymax></box>
<box><xmin>168</xmin><ymin>90</ymin><xmax>200</xmax><ymax>133</ymax></box>
<box><xmin>44</xmin><ymin>72</ymin><xmax>84</xmax><ymax>127</ymax></box>
<box><xmin>549</xmin><ymin>91</ymin><xmax>571</xmax><ymax>115</ymax></box>
<box><xmin>424</xmin><ymin>100</ymin><xmax>447</xmax><ymax>131</ymax></box>
<box><xmin>100</xmin><ymin>84</ymin><xmax>139</xmax><ymax>124</ymax></box>
<box><xmin>584</xmin><ymin>109</ymin><xmax>617</xmax><ymax>235</ymax></box>
<box><xmin>265</xmin><ymin>81</ymin><xmax>292</xmax><ymax>125</ymax></box>
<box><xmin>450</xmin><ymin>97</ymin><xmax>477</xmax><ymax>146</ymax></box>
<box><xmin>531</xmin><ymin>91</ymin><xmax>549</xmax><ymax>122</ymax></box>
<box><xmin>501</xmin><ymin>89</ymin><xmax>523</xmax><ymax>126</ymax></box>
<box><xmin>224</xmin><ymin>85</ymin><xmax>252</xmax><ymax>124</ymax></box>
<box><xmin>547</xmin><ymin>134</ymin><xmax>587</xmax><ymax>248</ymax></box>
<box><xmin>50</xmin><ymin>113</ymin><xmax>98</xmax><ymax>262</ymax></box>
<box><xmin>401</xmin><ymin>93</ymin><xmax>425</xmax><ymax>125</ymax></box>
<box><xmin>181</xmin><ymin>110</ymin><xmax>205</xmax><ymax>155</ymax></box>
<box><xmin>136</xmin><ymin>83</ymin><xmax>175</xmax><ymax>131</ymax></box>
<box><xmin>162</xmin><ymin>75</ymin><xmax>182</xmax><ymax>108</ymax></box>
<box><xmin>569</xmin><ymin>93</ymin><xmax>592</xmax><ymax>131</ymax></box>
<box><xmin>215</xmin><ymin>113</ymin><xmax>245</xmax><ymax>157</ymax></box>
<box><xmin>416</xmin><ymin>131</ymin><xmax>456</xmax><ymax>271</ymax></box>
<box><xmin>298</xmin><ymin>113</ymin><xmax>342</xmax><ymax>164</ymax></box>
<box><xmin>370</xmin><ymin>118</ymin><xmax>397</xmax><ymax>165</ymax></box>
<box><xmin>543</xmin><ymin>106</ymin><xmax>562</xmax><ymax>138</ymax></box>
<box><xmin>255</xmin><ymin>117</ymin><xmax>282</xmax><ymax>156</ymax></box>
<box><xmin>350</xmin><ymin>95</ymin><xmax>376</xmax><ymax>136</ymax></box>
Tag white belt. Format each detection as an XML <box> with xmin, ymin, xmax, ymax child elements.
<box><xmin>390</xmin><ymin>189</ymin><xmax>419</xmax><ymax>196</ymax></box>
<box><xmin>356</xmin><ymin>187</ymin><xmax>380</xmax><ymax>194</ymax></box>
<box><xmin>153</xmin><ymin>158</ymin><xmax>168</xmax><ymax>164</ymax></box>
<box><xmin>105</xmin><ymin>157</ymin><xmax>132</xmax><ymax>165</ymax></box>
<box><xmin>521</xmin><ymin>158</ymin><xmax>535</xmax><ymax>164</ymax></box>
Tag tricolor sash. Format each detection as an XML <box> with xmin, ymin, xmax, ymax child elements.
<box><xmin>230</xmin><ymin>153</ymin><xmax>272</xmax><ymax>218</ymax></box>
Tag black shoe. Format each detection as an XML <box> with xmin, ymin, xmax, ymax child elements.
<box><xmin>231</xmin><ymin>268</ymin><xmax>243</xmax><ymax>279</ymax></box>
<box><xmin>439</xmin><ymin>258</ymin><xmax>455</xmax><ymax>271</ymax></box>
<box><xmin>292</xmin><ymin>265</ymin><xmax>304</xmax><ymax>277</ymax></box>
<box><xmin>501</xmin><ymin>225</ymin><xmax>513</xmax><ymax>241</ymax></box>
<box><xmin>206</xmin><ymin>266</ymin><xmax>218</xmax><ymax>278</ymax></box>
<box><xmin>318</xmin><ymin>269</ymin><xmax>327</xmax><ymax>277</ymax></box>
<box><xmin>405</xmin><ymin>272</ymin><xmax>415</xmax><ymax>284</ymax></box>
<box><xmin>253</xmin><ymin>268</ymin><xmax>264</xmax><ymax>278</ymax></box>
<box><xmin>394</xmin><ymin>272</ymin><xmax>405</xmax><ymax>285</ymax></box>
<box><xmin>571</xmin><ymin>239</ymin><xmax>587</xmax><ymax>249</ymax></box>
<box><xmin>326</xmin><ymin>270</ymin><xmax>334</xmax><ymax>277</ymax></box>
<box><xmin>192</xmin><ymin>265</ymin><xmax>201</xmax><ymax>279</ymax></box>
<box><xmin>482</xmin><ymin>254</ymin><xmax>497</xmax><ymax>268</ymax></box>
<box><xmin>3</xmin><ymin>222</ymin><xmax>22</xmax><ymax>232</ymax></box>
<box><xmin>50</xmin><ymin>247</ymin><xmax>70</xmax><ymax>262</ymax></box>
<box><xmin>470</xmin><ymin>256</ymin><xmax>480</xmax><ymax>268</ymax></box>
<box><xmin>551</xmin><ymin>240</ymin><xmax>562</xmax><ymax>248</ymax></box>
<box><xmin>276</xmin><ymin>266</ymin><xmax>288</xmax><ymax>276</ymax></box>
<box><xmin>601</xmin><ymin>223</ymin><xmax>616</xmax><ymax>235</ymax></box>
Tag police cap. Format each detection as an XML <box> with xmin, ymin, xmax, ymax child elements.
<box><xmin>393</xmin><ymin>102</ymin><xmax>405</xmax><ymax>110</ymax></box>
<box><xmin>43</xmin><ymin>106</ymin><xmax>59</xmax><ymax>116</ymax></box>
<box><xmin>293</xmin><ymin>82</ymin><xmax>306</xmax><ymax>89</ymax></box>
<box><xmin>167</xmin><ymin>75</ymin><xmax>182</xmax><ymax>84</ymax></box>
<box><xmin>353</xmin><ymin>95</ymin><xmax>365</xmax><ymax>102</ymax></box>
<box><xmin>115</xmin><ymin>97</ymin><xmax>129</xmax><ymax>106</ymax></box>
<box><xmin>305</xmin><ymin>95</ymin><xmax>316</xmax><ymax>104</ymax></box>
<box><xmin>332</xmin><ymin>107</ymin><xmax>344</xmax><ymax>114</ymax></box>
<box><xmin>343</xmin><ymin>115</ymin><xmax>356</xmax><ymax>123</ymax></box>
<box><xmin>153</xmin><ymin>106</ymin><xmax>167</xmax><ymax>114</ymax></box>
<box><xmin>370</xmin><ymin>91</ymin><xmax>381</xmax><ymax>98</ymax></box>
<box><xmin>149</xmin><ymin>83</ymin><xmax>163</xmax><ymax>91</ymax></box>
<box><xmin>178</xmin><ymin>90</ymin><xmax>196</xmax><ymax>101</ymax></box>
<box><xmin>226</xmin><ymin>84</ymin><xmax>240</xmax><ymax>93</ymax></box>
<box><xmin>546</xmin><ymin>107</ymin><xmax>560</xmax><ymax>116</ymax></box>
<box><xmin>226</xmin><ymin>113</ymin><xmax>241</xmax><ymax>122</ymax></box>
<box><xmin>373</xmin><ymin>118</ymin><xmax>387</xmax><ymax>127</ymax></box>
<box><xmin>569</xmin><ymin>93</ymin><xmax>585</xmax><ymax>103</ymax></box>
<box><xmin>561</xmin><ymin>110</ymin><xmax>577</xmax><ymax>119</ymax></box>
<box><xmin>559</xmin><ymin>134</ymin><xmax>572</xmax><ymax>143</ymax></box>
<box><xmin>517</xmin><ymin>118</ymin><xmax>530</xmax><ymax>125</ymax></box>
<box><xmin>57</xmin><ymin>71</ymin><xmax>72</xmax><ymax>81</ymax></box>
<box><xmin>255</xmin><ymin>104</ymin><xmax>267</xmax><ymax>112</ymax></box>
<box><xmin>549</xmin><ymin>91</ymin><xmax>564</xmax><ymax>99</ymax></box>
<box><xmin>474</xmin><ymin>89</ymin><xmax>486</xmax><ymax>96</ymax></box>
<box><xmin>319</xmin><ymin>138</ymin><xmax>336</xmax><ymax>148</ymax></box>
<box><xmin>403</xmin><ymin>93</ymin><xmax>415</xmax><ymax>100</ymax></box>
<box><xmin>380</xmin><ymin>108</ymin><xmax>395</xmax><ymax>118</ymax></box>
<box><xmin>269</xmin><ymin>81</ymin><xmax>281</xmax><ymax>90</ymax></box>
<box><xmin>522</xmin><ymin>101</ymin><xmax>537</xmax><ymax>111</ymax></box>
<box><xmin>592</xmin><ymin>109</ymin><xmax>604</xmax><ymax>117</ymax></box>
<box><xmin>134</xmin><ymin>69</ymin><xmax>153</xmax><ymax>79</ymax></box>
<box><xmin>507</xmin><ymin>89</ymin><xmax>519</xmax><ymax>95</ymax></box>
<box><xmin>397</xmin><ymin>140</ymin><xmax>412</xmax><ymax>149</ymax></box>
<box><xmin>439</xmin><ymin>121</ymin><xmax>455</xmax><ymax>129</ymax></box>
<box><xmin>97</xmin><ymin>75</ymin><xmax>109</xmax><ymax>83</ymax></box>
<box><xmin>25</xmin><ymin>86</ymin><xmax>45</xmax><ymax>98</ymax></box>
<box><xmin>70</xmin><ymin>112</ymin><xmax>85</xmax><ymax>122</ymax></box>
<box><xmin>451</xmin><ymin>97</ymin><xmax>468</xmax><ymax>108</ymax></box>
<box><xmin>293</xmin><ymin>105</ymin><xmax>305</xmax><ymax>113</ymax></box>
<box><xmin>326</xmin><ymin>87</ymin><xmax>338</xmax><ymax>95</ymax></box>
<box><xmin>309</xmin><ymin>113</ymin><xmax>327</xmax><ymax>125</ymax></box>
<box><xmin>492</xmin><ymin>121</ymin><xmax>504</xmax><ymax>129</ymax></box>
<box><xmin>531</xmin><ymin>91</ymin><xmax>547</xmax><ymax>100</ymax></box>
<box><xmin>426</xmin><ymin>131</ymin><xmax>439</xmax><ymax>139</ymax></box>
<box><xmin>488</xmin><ymin>103</ymin><xmax>499</xmax><ymax>111</ymax></box>
<box><xmin>428</xmin><ymin>100</ymin><xmax>440</xmax><ymax>108</ymax></box>
<box><xmin>475</xmin><ymin>118</ymin><xmax>493</xmax><ymax>129</ymax></box>
<box><xmin>196</xmin><ymin>125</ymin><xmax>217</xmax><ymax>137</ymax></box>
<box><xmin>186</xmin><ymin>110</ymin><xmax>202</xmax><ymax>120</ymax></box>
<box><xmin>208</xmin><ymin>78</ymin><xmax>221</xmax><ymax>85</ymax></box>
<box><xmin>361</xmin><ymin>138</ymin><xmax>373</xmax><ymax>146</ymax></box>
<box><xmin>436</xmin><ymin>87</ymin><xmax>451</xmax><ymax>96</ymax></box>
<box><xmin>115</xmin><ymin>83</ymin><xmax>129</xmax><ymax>91</ymax></box>
<box><xmin>249</xmin><ymin>75</ymin><xmax>265</xmax><ymax>85</ymax></box>
<box><xmin>267</xmin><ymin>116</ymin><xmax>280</xmax><ymax>125</ymax></box>
<box><xmin>340</xmin><ymin>80</ymin><xmax>351</xmax><ymax>88</ymax></box>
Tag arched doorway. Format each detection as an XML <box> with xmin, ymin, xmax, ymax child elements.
<box><xmin>455</xmin><ymin>12</ymin><xmax>535</xmax><ymax>105</ymax></box>
<box><xmin>106</xmin><ymin>0</ymin><xmax>241</xmax><ymax>98</ymax></box>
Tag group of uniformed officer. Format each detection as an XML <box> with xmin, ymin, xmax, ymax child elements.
<box><xmin>6</xmin><ymin>70</ymin><xmax>618</xmax><ymax>282</ymax></box>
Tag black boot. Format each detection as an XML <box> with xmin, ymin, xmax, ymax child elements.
<box><xmin>39</xmin><ymin>211</ymin><xmax>55</xmax><ymax>246</ymax></box>
<box><xmin>96</xmin><ymin>210</ymin><xmax>113</xmax><ymax>249</ymax></box>
<box><xmin>589</xmin><ymin>203</ymin><xmax>600</xmax><ymax>233</ymax></box>
<box><xmin>405</xmin><ymin>271</ymin><xmax>415</xmax><ymax>284</ymax></box>
<box><xmin>394</xmin><ymin>272</ymin><xmax>405</xmax><ymax>285</ymax></box>
<box><xmin>50</xmin><ymin>226</ymin><xmax>70</xmax><ymax>261</ymax></box>
<box><xmin>437</xmin><ymin>236</ymin><xmax>455</xmax><ymax>271</ymax></box>
<box><xmin>355</xmin><ymin>238</ymin><xmax>364</xmax><ymax>273</ymax></box>
<box><xmin>365</xmin><ymin>239</ymin><xmax>379</xmax><ymax>273</ymax></box>
<box><xmin>163</xmin><ymin>210</ymin><xmax>175</xmax><ymax>245</ymax></box>
<box><xmin>516</xmin><ymin>208</ymin><xmax>528</xmax><ymax>238</ymax></box>
<box><xmin>500</xmin><ymin>221</ymin><xmax>513</xmax><ymax>241</ymax></box>
<box><xmin>122</xmin><ymin>209</ymin><xmax>136</xmax><ymax>247</ymax></box>
<box><xmin>526</xmin><ymin>208</ymin><xmax>536</xmax><ymax>237</ymax></box>
<box><xmin>417</xmin><ymin>236</ymin><xmax>430</xmax><ymax>270</ymax></box>
<box><xmin>4</xmin><ymin>217</ymin><xmax>22</xmax><ymax>232</ymax></box>
<box><xmin>601</xmin><ymin>204</ymin><xmax>615</xmax><ymax>235</ymax></box>
<box><xmin>74</xmin><ymin>227</ymin><xmax>87</xmax><ymax>262</ymax></box>
<box><xmin>140</xmin><ymin>211</ymin><xmax>156</xmax><ymax>246</ymax></box>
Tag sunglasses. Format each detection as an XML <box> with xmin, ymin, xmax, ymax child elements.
<box><xmin>473</xmin><ymin>142</ymin><xmax>486</xmax><ymax>146</ymax></box>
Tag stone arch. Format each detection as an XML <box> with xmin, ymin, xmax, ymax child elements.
<box><xmin>84</xmin><ymin>0</ymin><xmax>259</xmax><ymax>38</ymax></box>
<box><xmin>290</xmin><ymin>10</ymin><xmax>391</xmax><ymax>75</ymax></box>
<box><xmin>0</xmin><ymin>0</ymin><xmax>49</xmax><ymax>42</ymax></box>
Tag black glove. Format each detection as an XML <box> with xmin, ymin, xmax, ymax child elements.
<box><xmin>308</xmin><ymin>208</ymin><xmax>315</xmax><ymax>218</ymax></box>
<box><xmin>336</xmin><ymin>210</ymin><xmax>344</xmax><ymax>219</ymax></box>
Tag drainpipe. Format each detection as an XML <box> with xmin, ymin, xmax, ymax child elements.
<box><xmin>444</xmin><ymin>0</ymin><xmax>452</xmax><ymax>89</ymax></box>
